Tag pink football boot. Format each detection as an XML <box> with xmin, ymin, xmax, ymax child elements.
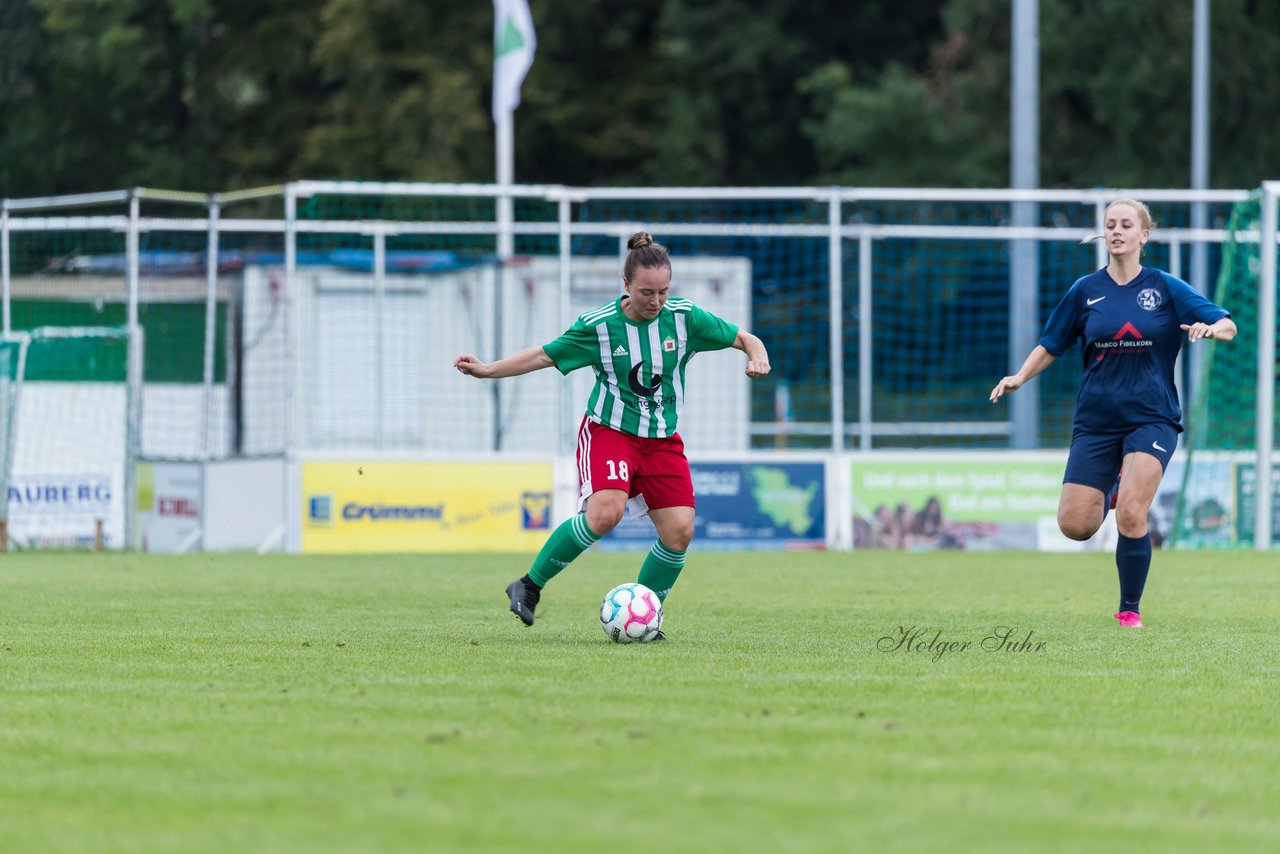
<box><xmin>1113</xmin><ymin>610</ymin><xmax>1143</xmax><ymax>628</ymax></box>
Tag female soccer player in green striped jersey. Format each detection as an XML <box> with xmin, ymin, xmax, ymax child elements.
<box><xmin>453</xmin><ymin>232</ymin><xmax>771</xmax><ymax>635</ymax></box>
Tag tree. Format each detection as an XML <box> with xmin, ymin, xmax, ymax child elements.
<box><xmin>3</xmin><ymin>0</ymin><xmax>1279</xmax><ymax>195</ymax></box>
<box><xmin>516</xmin><ymin>0</ymin><xmax>945</xmax><ymax>186</ymax></box>
<box><xmin>195</xmin><ymin>0</ymin><xmax>329</xmax><ymax>187</ymax></box>
<box><xmin>798</xmin><ymin>0</ymin><xmax>1280</xmax><ymax>189</ymax></box>
<box><xmin>1</xmin><ymin>0</ymin><xmax>218</xmax><ymax>194</ymax></box>
<box><xmin>299</xmin><ymin>0</ymin><xmax>493</xmax><ymax>181</ymax></box>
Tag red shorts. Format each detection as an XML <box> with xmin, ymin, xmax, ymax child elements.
<box><xmin>575</xmin><ymin>416</ymin><xmax>694</xmax><ymax>516</ymax></box>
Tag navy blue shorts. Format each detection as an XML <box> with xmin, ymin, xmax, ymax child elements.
<box><xmin>1063</xmin><ymin>423</ymin><xmax>1179</xmax><ymax>493</ymax></box>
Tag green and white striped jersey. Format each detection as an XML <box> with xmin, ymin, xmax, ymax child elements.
<box><xmin>542</xmin><ymin>296</ymin><xmax>739</xmax><ymax>438</ymax></box>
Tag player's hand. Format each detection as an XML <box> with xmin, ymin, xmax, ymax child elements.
<box><xmin>453</xmin><ymin>355</ymin><xmax>492</xmax><ymax>378</ymax></box>
<box><xmin>745</xmin><ymin>360</ymin><xmax>771</xmax><ymax>378</ymax></box>
<box><xmin>1180</xmin><ymin>323</ymin><xmax>1215</xmax><ymax>342</ymax></box>
<box><xmin>989</xmin><ymin>375</ymin><xmax>1023</xmax><ymax>402</ymax></box>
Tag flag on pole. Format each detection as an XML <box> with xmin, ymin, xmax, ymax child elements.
<box><xmin>492</xmin><ymin>0</ymin><xmax>536</xmax><ymax>123</ymax></box>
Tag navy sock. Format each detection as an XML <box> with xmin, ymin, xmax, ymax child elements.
<box><xmin>1115</xmin><ymin>532</ymin><xmax>1152</xmax><ymax>613</ymax></box>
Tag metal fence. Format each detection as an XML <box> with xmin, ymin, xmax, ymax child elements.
<box><xmin>3</xmin><ymin>183</ymin><xmax>1271</xmax><ymax>448</ymax></box>
<box><xmin>4</xmin><ymin>181</ymin><xmax>1277</xmax><ymax>548</ymax></box>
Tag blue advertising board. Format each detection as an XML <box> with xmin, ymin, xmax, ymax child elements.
<box><xmin>595</xmin><ymin>462</ymin><xmax>826</xmax><ymax>551</ymax></box>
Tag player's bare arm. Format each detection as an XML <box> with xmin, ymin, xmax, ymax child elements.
<box><xmin>1180</xmin><ymin>317</ymin><xmax>1237</xmax><ymax>342</ymax></box>
<box><xmin>453</xmin><ymin>346</ymin><xmax>554</xmax><ymax>379</ymax></box>
<box><xmin>990</xmin><ymin>344</ymin><xmax>1056</xmax><ymax>402</ymax></box>
<box><xmin>732</xmin><ymin>329</ymin><xmax>771</xmax><ymax>378</ymax></box>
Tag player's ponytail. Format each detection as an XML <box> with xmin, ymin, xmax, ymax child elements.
<box><xmin>627</xmin><ymin>232</ymin><xmax>653</xmax><ymax>251</ymax></box>
<box><xmin>623</xmin><ymin>231</ymin><xmax>671</xmax><ymax>282</ymax></box>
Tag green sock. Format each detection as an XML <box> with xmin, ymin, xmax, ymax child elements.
<box><xmin>637</xmin><ymin>540</ymin><xmax>686</xmax><ymax>602</ymax></box>
<box><xmin>526</xmin><ymin>514</ymin><xmax>600</xmax><ymax>588</ymax></box>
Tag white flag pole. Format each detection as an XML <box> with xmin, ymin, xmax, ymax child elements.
<box><xmin>493</xmin><ymin>116</ymin><xmax>513</xmax><ymax>451</ymax></box>
<box><xmin>493</xmin><ymin>0</ymin><xmax>534</xmax><ymax>263</ymax></box>
<box><xmin>496</xmin><ymin>116</ymin><xmax>514</xmax><ymax>261</ymax></box>
<box><xmin>491</xmin><ymin>0</ymin><xmax>535</xmax><ymax>450</ymax></box>
<box><xmin>493</xmin><ymin>0</ymin><xmax>535</xmax><ymax>249</ymax></box>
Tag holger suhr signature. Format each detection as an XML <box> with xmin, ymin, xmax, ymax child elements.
<box><xmin>877</xmin><ymin>626</ymin><xmax>1047</xmax><ymax>662</ymax></box>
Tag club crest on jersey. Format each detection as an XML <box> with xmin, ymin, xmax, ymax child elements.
<box><xmin>1137</xmin><ymin>288</ymin><xmax>1163</xmax><ymax>311</ymax></box>
<box><xmin>663</xmin><ymin>336</ymin><xmax>676</xmax><ymax>352</ymax></box>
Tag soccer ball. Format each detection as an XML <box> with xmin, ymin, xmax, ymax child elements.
<box><xmin>600</xmin><ymin>582</ymin><xmax>663</xmax><ymax>643</ymax></box>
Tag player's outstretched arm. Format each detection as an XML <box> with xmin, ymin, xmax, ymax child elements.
<box><xmin>990</xmin><ymin>345</ymin><xmax>1055</xmax><ymax>402</ymax></box>
<box><xmin>453</xmin><ymin>346</ymin><xmax>554</xmax><ymax>379</ymax></box>
<box><xmin>732</xmin><ymin>329</ymin><xmax>771</xmax><ymax>378</ymax></box>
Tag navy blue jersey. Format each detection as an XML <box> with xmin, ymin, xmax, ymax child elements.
<box><xmin>1039</xmin><ymin>267</ymin><xmax>1230</xmax><ymax>432</ymax></box>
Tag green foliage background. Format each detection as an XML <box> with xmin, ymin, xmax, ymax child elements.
<box><xmin>2</xmin><ymin>0</ymin><xmax>1279</xmax><ymax>196</ymax></box>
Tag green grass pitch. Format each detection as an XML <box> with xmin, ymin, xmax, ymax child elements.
<box><xmin>2</xmin><ymin>549</ymin><xmax>1277</xmax><ymax>853</ymax></box>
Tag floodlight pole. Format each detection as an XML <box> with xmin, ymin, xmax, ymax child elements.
<box><xmin>203</xmin><ymin>196</ymin><xmax>220</xmax><ymax>461</ymax></box>
<box><xmin>1</xmin><ymin>201</ymin><xmax>9</xmax><ymax>335</ymax></box>
<box><xmin>1009</xmin><ymin>0</ymin><xmax>1040</xmax><ymax>448</ymax></box>
<box><xmin>1256</xmin><ymin>182</ymin><xmax>1278</xmax><ymax>551</ymax></box>
<box><xmin>125</xmin><ymin>190</ymin><xmax>142</xmax><ymax>550</ymax></box>
<box><xmin>1189</xmin><ymin>0</ymin><xmax>1211</xmax><ymax>397</ymax></box>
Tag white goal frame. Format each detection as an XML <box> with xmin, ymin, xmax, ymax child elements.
<box><xmin>0</xmin><ymin>325</ymin><xmax>140</xmax><ymax>550</ymax></box>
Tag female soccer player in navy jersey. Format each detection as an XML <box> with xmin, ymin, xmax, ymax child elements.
<box><xmin>989</xmin><ymin>199</ymin><xmax>1236</xmax><ymax>628</ymax></box>
<box><xmin>454</xmin><ymin>232</ymin><xmax>771</xmax><ymax>635</ymax></box>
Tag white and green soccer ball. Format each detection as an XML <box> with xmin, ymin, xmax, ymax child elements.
<box><xmin>600</xmin><ymin>582</ymin><xmax>663</xmax><ymax>643</ymax></box>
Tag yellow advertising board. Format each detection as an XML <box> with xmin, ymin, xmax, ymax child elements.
<box><xmin>301</xmin><ymin>461</ymin><xmax>554</xmax><ymax>553</ymax></box>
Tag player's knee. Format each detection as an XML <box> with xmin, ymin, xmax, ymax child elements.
<box><xmin>585</xmin><ymin>503</ymin><xmax>625</xmax><ymax>536</ymax></box>
<box><xmin>1058</xmin><ymin>523</ymin><xmax>1097</xmax><ymax>542</ymax></box>
<box><xmin>1114</xmin><ymin>503</ymin><xmax>1148</xmax><ymax>537</ymax></box>
<box><xmin>663</xmin><ymin>524</ymin><xmax>693</xmax><ymax>552</ymax></box>
<box><xmin>1057</xmin><ymin>511</ymin><xmax>1099</xmax><ymax>542</ymax></box>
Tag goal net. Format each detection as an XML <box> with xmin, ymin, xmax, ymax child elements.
<box><xmin>1171</xmin><ymin>194</ymin><xmax>1278</xmax><ymax>547</ymax></box>
<box><xmin>0</xmin><ymin>326</ymin><xmax>137</xmax><ymax>550</ymax></box>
